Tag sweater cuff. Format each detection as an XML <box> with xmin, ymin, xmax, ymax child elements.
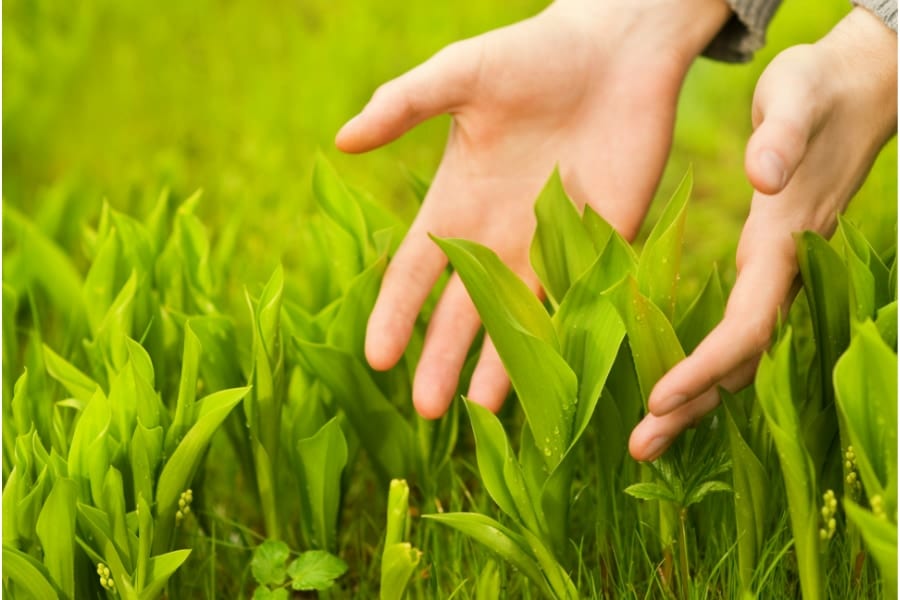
<box><xmin>702</xmin><ymin>0</ymin><xmax>784</xmax><ymax>63</ymax></box>
<box><xmin>853</xmin><ymin>0</ymin><xmax>898</xmax><ymax>31</ymax></box>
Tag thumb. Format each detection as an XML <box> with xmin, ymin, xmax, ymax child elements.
<box><xmin>335</xmin><ymin>40</ymin><xmax>479</xmax><ymax>153</ymax></box>
<box><xmin>745</xmin><ymin>52</ymin><xmax>826</xmax><ymax>195</ymax></box>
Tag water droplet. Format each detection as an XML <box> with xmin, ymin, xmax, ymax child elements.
<box><xmin>543</xmin><ymin>447</ymin><xmax>552</xmax><ymax>457</ymax></box>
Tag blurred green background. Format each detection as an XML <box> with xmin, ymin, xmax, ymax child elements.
<box><xmin>3</xmin><ymin>0</ymin><xmax>896</xmax><ymax>295</ymax></box>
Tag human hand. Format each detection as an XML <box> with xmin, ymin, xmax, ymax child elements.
<box><xmin>630</xmin><ymin>6</ymin><xmax>898</xmax><ymax>462</ymax></box>
<box><xmin>337</xmin><ymin>0</ymin><xmax>731</xmax><ymax>419</ymax></box>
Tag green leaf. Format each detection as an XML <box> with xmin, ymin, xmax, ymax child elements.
<box><xmin>253</xmin><ymin>586</ymin><xmax>289</xmax><ymax>600</ymax></box>
<box><xmin>326</xmin><ymin>255</ymin><xmax>386</xmax><ymax>359</ymax></box>
<box><xmin>287</xmin><ymin>550</ymin><xmax>348</xmax><ymax>591</ymax></box>
<box><xmin>833</xmin><ymin>321</ymin><xmax>897</xmax><ymax>506</ymax></box>
<box><xmin>140</xmin><ymin>549</ymin><xmax>192</xmax><ymax>600</ymax></box>
<box><xmin>520</xmin><ymin>528</ymin><xmax>579</xmax><ymax>599</ymax></box>
<box><xmin>312</xmin><ymin>153</ymin><xmax>370</xmax><ymax>263</ymax></box>
<box><xmin>424</xmin><ymin>512</ymin><xmax>552</xmax><ymax>598</ymax></box>
<box><xmin>4</xmin><ymin>205</ymin><xmax>85</xmax><ymax>322</ymax></box>
<box><xmin>434</xmin><ymin>237</ymin><xmax>576</xmax><ymax>468</ymax></box>
<box><xmin>876</xmin><ymin>300</ymin><xmax>897</xmax><ymax>349</ymax></box>
<box><xmin>295</xmin><ymin>418</ymin><xmax>348</xmax><ymax>552</ymax></box>
<box><xmin>35</xmin><ymin>478</ymin><xmax>77</xmax><ymax>599</ymax></box>
<box><xmin>380</xmin><ymin>543</ymin><xmax>421</xmax><ymax>600</ymax></box>
<box><xmin>844</xmin><ymin>500</ymin><xmax>897</xmax><ymax>591</ymax></box>
<box><xmin>756</xmin><ymin>329</ymin><xmax>823</xmax><ymax>600</ymax></box>
<box><xmin>154</xmin><ymin>387</ymin><xmax>249</xmax><ymax>552</ymax></box>
<box><xmin>722</xmin><ymin>390</ymin><xmax>770</xmax><ymax>591</ymax></box>
<box><xmin>464</xmin><ymin>401</ymin><xmax>524</xmax><ymax>525</ymax></box>
<box><xmin>251</xmin><ymin>540</ymin><xmax>290</xmax><ymax>586</ymax></box>
<box><xmin>2</xmin><ymin>544</ymin><xmax>60</xmax><ymax>599</ymax></box>
<box><xmin>608</xmin><ymin>276</ymin><xmax>685</xmax><ymax>401</ymax></box>
<box><xmin>553</xmin><ymin>272</ymin><xmax>626</xmax><ymax>447</ymax></box>
<box><xmin>624</xmin><ymin>482</ymin><xmax>678</xmax><ymax>504</ymax></box>
<box><xmin>529</xmin><ymin>168</ymin><xmax>597</xmax><ymax>305</ymax></box>
<box><xmin>43</xmin><ymin>345</ymin><xmax>99</xmax><ymax>404</ymax></box>
<box><xmin>582</xmin><ymin>206</ymin><xmax>638</xmax><ymax>271</ymax></box>
<box><xmin>683</xmin><ymin>480</ymin><xmax>731</xmax><ymax>507</ymax></box>
<box><xmin>293</xmin><ymin>340</ymin><xmax>415</xmax><ymax>481</ymax></box>
<box><xmin>675</xmin><ymin>266</ymin><xmax>725</xmax><ymax>355</ymax></box>
<box><xmin>795</xmin><ymin>231</ymin><xmax>850</xmax><ymax>408</ymax></box>
<box><xmin>637</xmin><ymin>169</ymin><xmax>691</xmax><ymax>318</ymax></box>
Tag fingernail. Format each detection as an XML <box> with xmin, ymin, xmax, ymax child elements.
<box><xmin>653</xmin><ymin>394</ymin><xmax>686</xmax><ymax>415</ymax></box>
<box><xmin>759</xmin><ymin>150</ymin><xmax>786</xmax><ymax>191</ymax></box>
<box><xmin>643</xmin><ymin>436</ymin><xmax>670</xmax><ymax>461</ymax></box>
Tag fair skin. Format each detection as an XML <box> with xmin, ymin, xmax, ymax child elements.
<box><xmin>336</xmin><ymin>1</ymin><xmax>897</xmax><ymax>461</ymax></box>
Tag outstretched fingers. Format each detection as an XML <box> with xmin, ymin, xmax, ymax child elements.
<box><xmin>629</xmin><ymin>229</ymin><xmax>799</xmax><ymax>461</ymax></box>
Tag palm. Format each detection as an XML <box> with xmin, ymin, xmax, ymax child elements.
<box><xmin>337</xmin><ymin>5</ymin><xmax>688</xmax><ymax>418</ymax></box>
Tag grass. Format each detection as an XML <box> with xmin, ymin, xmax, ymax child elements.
<box><xmin>3</xmin><ymin>0</ymin><xmax>897</xmax><ymax>598</ymax></box>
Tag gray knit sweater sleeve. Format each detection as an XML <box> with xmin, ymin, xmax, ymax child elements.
<box><xmin>853</xmin><ymin>0</ymin><xmax>898</xmax><ymax>31</ymax></box>
<box><xmin>703</xmin><ymin>0</ymin><xmax>783</xmax><ymax>63</ymax></box>
<box><xmin>703</xmin><ymin>0</ymin><xmax>898</xmax><ymax>63</ymax></box>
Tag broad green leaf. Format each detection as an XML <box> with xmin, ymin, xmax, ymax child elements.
<box><xmin>795</xmin><ymin>232</ymin><xmax>850</xmax><ymax>408</ymax></box>
<box><xmin>326</xmin><ymin>255</ymin><xmax>386</xmax><ymax>358</ymax></box>
<box><xmin>529</xmin><ymin>168</ymin><xmax>597</xmax><ymax>305</ymax></box>
<box><xmin>722</xmin><ymin>391</ymin><xmax>770</xmax><ymax>591</ymax></box>
<box><xmin>4</xmin><ymin>205</ymin><xmax>85</xmax><ymax>321</ymax></box>
<box><xmin>312</xmin><ymin>153</ymin><xmax>369</xmax><ymax>263</ymax></box>
<box><xmin>253</xmin><ymin>587</ymin><xmax>289</xmax><ymax>600</ymax></box>
<box><xmin>35</xmin><ymin>478</ymin><xmax>77</xmax><ymax>599</ymax></box>
<box><xmin>582</xmin><ymin>206</ymin><xmax>638</xmax><ymax>270</ymax></box>
<box><xmin>380</xmin><ymin>543</ymin><xmax>421</xmax><ymax>600</ymax></box>
<box><xmin>434</xmin><ymin>237</ymin><xmax>576</xmax><ymax>468</ymax></box>
<box><xmin>43</xmin><ymin>345</ymin><xmax>99</xmax><ymax>403</ymax></box>
<box><xmin>83</xmin><ymin>228</ymin><xmax>121</xmax><ymax>335</ymax></box>
<box><xmin>876</xmin><ymin>300</ymin><xmax>897</xmax><ymax>349</ymax></box>
<box><xmin>140</xmin><ymin>549</ymin><xmax>192</xmax><ymax>600</ymax></box>
<box><xmin>135</xmin><ymin>495</ymin><xmax>153</xmax><ymax>592</ymax></box>
<box><xmin>293</xmin><ymin>340</ymin><xmax>415</xmax><ymax>480</ymax></box>
<box><xmin>464</xmin><ymin>401</ymin><xmax>524</xmax><ymax>525</ymax></box>
<box><xmin>624</xmin><ymin>482</ymin><xmax>678</xmax><ymax>504</ymax></box>
<box><xmin>553</xmin><ymin>275</ymin><xmax>625</xmax><ymax>447</ymax></box>
<box><xmin>424</xmin><ymin>513</ymin><xmax>552</xmax><ymax>598</ymax></box>
<box><xmin>839</xmin><ymin>216</ymin><xmax>891</xmax><ymax>307</ymax></box>
<box><xmin>637</xmin><ymin>169</ymin><xmax>691</xmax><ymax>318</ymax></box>
<box><xmin>833</xmin><ymin>321</ymin><xmax>897</xmax><ymax>506</ymax></box>
<box><xmin>295</xmin><ymin>418</ymin><xmax>348</xmax><ymax>552</ymax></box>
<box><xmin>251</xmin><ymin>540</ymin><xmax>290</xmax><ymax>586</ymax></box>
<box><xmin>287</xmin><ymin>550</ymin><xmax>348</xmax><ymax>591</ymax></box>
<box><xmin>675</xmin><ymin>266</ymin><xmax>725</xmax><ymax>355</ymax></box>
<box><xmin>2</xmin><ymin>544</ymin><xmax>60</xmax><ymax>599</ymax></box>
<box><xmin>101</xmin><ymin>467</ymin><xmax>132</xmax><ymax>572</ymax></box>
<box><xmin>67</xmin><ymin>388</ymin><xmax>111</xmax><ymax>501</ymax></box>
<box><xmin>844</xmin><ymin>500</ymin><xmax>897</xmax><ymax>590</ymax></box>
<box><xmin>167</xmin><ymin>322</ymin><xmax>202</xmax><ymax>453</ymax></box>
<box><xmin>154</xmin><ymin>387</ymin><xmax>249</xmax><ymax>552</ymax></box>
<box><xmin>608</xmin><ymin>276</ymin><xmax>685</xmax><ymax>401</ymax></box>
<box><xmin>756</xmin><ymin>329</ymin><xmax>823</xmax><ymax>600</ymax></box>
<box><xmin>520</xmin><ymin>528</ymin><xmax>578</xmax><ymax>599</ymax></box>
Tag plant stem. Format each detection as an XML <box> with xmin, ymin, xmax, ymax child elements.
<box><xmin>678</xmin><ymin>507</ymin><xmax>690</xmax><ymax>600</ymax></box>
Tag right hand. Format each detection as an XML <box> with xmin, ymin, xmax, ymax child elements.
<box><xmin>336</xmin><ymin>0</ymin><xmax>732</xmax><ymax>420</ymax></box>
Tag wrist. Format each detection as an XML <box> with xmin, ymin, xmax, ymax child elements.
<box><xmin>546</xmin><ymin>0</ymin><xmax>732</xmax><ymax>70</ymax></box>
<box><xmin>818</xmin><ymin>7</ymin><xmax>897</xmax><ymax>138</ymax></box>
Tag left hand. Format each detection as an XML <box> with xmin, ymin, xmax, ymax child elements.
<box><xmin>629</xmin><ymin>6</ymin><xmax>898</xmax><ymax>462</ymax></box>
